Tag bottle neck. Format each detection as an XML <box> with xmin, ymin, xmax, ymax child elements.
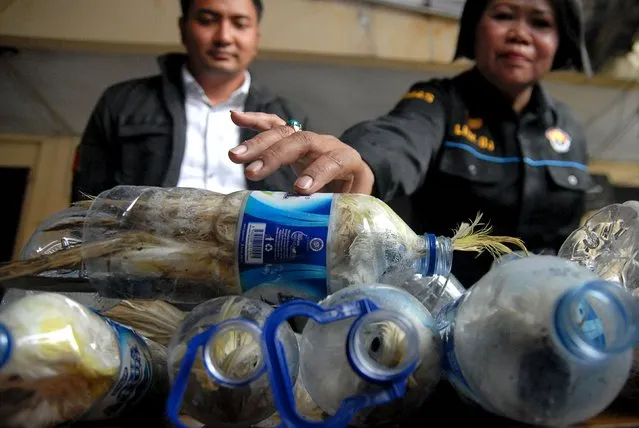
<box><xmin>202</xmin><ymin>319</ymin><xmax>266</xmax><ymax>387</ymax></box>
<box><xmin>417</xmin><ymin>235</ymin><xmax>453</xmax><ymax>277</ymax></box>
<box><xmin>553</xmin><ymin>280</ymin><xmax>639</xmax><ymax>361</ymax></box>
<box><xmin>0</xmin><ymin>322</ymin><xmax>12</xmax><ymax>369</ymax></box>
<box><xmin>347</xmin><ymin>309</ymin><xmax>420</xmax><ymax>383</ymax></box>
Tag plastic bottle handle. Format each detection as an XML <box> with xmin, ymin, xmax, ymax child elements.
<box><xmin>166</xmin><ymin>318</ymin><xmax>265</xmax><ymax>428</ymax></box>
<box><xmin>261</xmin><ymin>299</ymin><xmax>411</xmax><ymax>428</ymax></box>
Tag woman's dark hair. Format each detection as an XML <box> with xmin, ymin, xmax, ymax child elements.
<box><xmin>454</xmin><ymin>0</ymin><xmax>593</xmax><ymax>76</ymax></box>
<box><xmin>180</xmin><ymin>0</ymin><xmax>264</xmax><ymax>21</ymax></box>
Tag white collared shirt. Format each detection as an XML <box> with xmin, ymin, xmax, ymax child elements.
<box><xmin>176</xmin><ymin>66</ymin><xmax>250</xmax><ymax>194</ymax></box>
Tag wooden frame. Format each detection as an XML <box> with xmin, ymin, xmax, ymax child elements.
<box><xmin>0</xmin><ymin>133</ymin><xmax>79</xmax><ymax>259</ymax></box>
<box><xmin>589</xmin><ymin>160</ymin><xmax>639</xmax><ymax>188</ymax></box>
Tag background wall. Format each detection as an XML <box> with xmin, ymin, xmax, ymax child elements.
<box><xmin>1</xmin><ymin>48</ymin><xmax>637</xmax><ymax>168</ymax></box>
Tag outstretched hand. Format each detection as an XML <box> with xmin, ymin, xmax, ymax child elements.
<box><xmin>229</xmin><ymin>111</ymin><xmax>374</xmax><ymax>194</ymax></box>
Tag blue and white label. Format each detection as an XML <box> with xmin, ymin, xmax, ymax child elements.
<box><xmin>436</xmin><ymin>296</ymin><xmax>482</xmax><ymax>406</ymax></box>
<box><xmin>82</xmin><ymin>318</ymin><xmax>153</xmax><ymax>421</ymax></box>
<box><xmin>237</xmin><ymin>191</ymin><xmax>334</xmax><ymax>304</ymax></box>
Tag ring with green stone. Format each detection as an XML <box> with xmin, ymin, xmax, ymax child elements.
<box><xmin>286</xmin><ymin>119</ymin><xmax>302</xmax><ymax>132</ymax></box>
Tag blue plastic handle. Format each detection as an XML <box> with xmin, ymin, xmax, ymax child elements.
<box><xmin>166</xmin><ymin>318</ymin><xmax>266</xmax><ymax>428</ymax></box>
<box><xmin>261</xmin><ymin>298</ymin><xmax>411</xmax><ymax>428</ymax></box>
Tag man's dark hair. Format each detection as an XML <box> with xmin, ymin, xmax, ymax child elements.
<box><xmin>180</xmin><ymin>0</ymin><xmax>263</xmax><ymax>21</ymax></box>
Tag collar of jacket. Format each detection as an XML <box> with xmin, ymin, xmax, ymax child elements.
<box><xmin>156</xmin><ymin>53</ymin><xmax>278</xmax><ymax>110</ymax></box>
<box><xmin>457</xmin><ymin>67</ymin><xmax>557</xmax><ymax>129</ymax></box>
<box><xmin>156</xmin><ymin>53</ymin><xmax>278</xmax><ymax>188</ymax></box>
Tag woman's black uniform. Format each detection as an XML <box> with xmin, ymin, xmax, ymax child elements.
<box><xmin>341</xmin><ymin>68</ymin><xmax>593</xmax><ymax>287</ymax></box>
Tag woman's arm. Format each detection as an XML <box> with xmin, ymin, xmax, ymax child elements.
<box><xmin>228</xmin><ymin>80</ymin><xmax>449</xmax><ymax>199</ymax></box>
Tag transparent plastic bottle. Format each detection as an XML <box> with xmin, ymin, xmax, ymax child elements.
<box><xmin>262</xmin><ymin>284</ymin><xmax>442</xmax><ymax>428</ymax></box>
<box><xmin>9</xmin><ymin>185</ymin><xmax>453</xmax><ymax>305</ymax></box>
<box><xmin>558</xmin><ymin>201</ymin><xmax>639</xmax><ymax>400</ymax></box>
<box><xmin>0</xmin><ymin>288</ymin><xmax>120</xmax><ymax>313</ymax></box>
<box><xmin>255</xmin><ymin>335</ymin><xmax>327</xmax><ymax>428</ymax></box>
<box><xmin>21</xmin><ymin>205</ymin><xmax>86</xmax><ymax>265</ymax></box>
<box><xmin>437</xmin><ymin>255</ymin><xmax>637</xmax><ymax>426</ymax></box>
<box><xmin>400</xmin><ymin>273</ymin><xmax>465</xmax><ymax>316</ymax></box>
<box><xmin>166</xmin><ymin>295</ymin><xmax>299</xmax><ymax>428</ymax></box>
<box><xmin>558</xmin><ymin>200</ymin><xmax>639</xmax><ymax>290</ymax></box>
<box><xmin>0</xmin><ymin>292</ymin><xmax>161</xmax><ymax>428</ymax></box>
<box><xmin>491</xmin><ymin>250</ymin><xmax>529</xmax><ymax>268</ymax></box>
<box><xmin>7</xmin><ymin>205</ymin><xmax>120</xmax><ymax>312</ymax></box>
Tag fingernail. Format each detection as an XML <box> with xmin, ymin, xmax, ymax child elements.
<box><xmin>230</xmin><ymin>144</ymin><xmax>248</xmax><ymax>155</ymax></box>
<box><xmin>296</xmin><ymin>176</ymin><xmax>313</xmax><ymax>190</ymax></box>
<box><xmin>247</xmin><ymin>160</ymin><xmax>263</xmax><ymax>173</ymax></box>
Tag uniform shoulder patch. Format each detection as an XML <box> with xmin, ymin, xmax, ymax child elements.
<box><xmin>402</xmin><ymin>90</ymin><xmax>435</xmax><ymax>103</ymax></box>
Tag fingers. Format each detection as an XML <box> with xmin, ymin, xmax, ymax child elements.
<box><xmin>349</xmin><ymin>161</ymin><xmax>375</xmax><ymax>194</ymax></box>
<box><xmin>294</xmin><ymin>146</ymin><xmax>365</xmax><ymax>194</ymax></box>
<box><xmin>241</xmin><ymin>131</ymin><xmax>316</xmax><ymax>181</ymax></box>
<box><xmin>229</xmin><ymin>125</ymin><xmax>375</xmax><ymax>196</ymax></box>
<box><xmin>229</xmin><ymin>125</ymin><xmax>298</xmax><ymax>164</ymax></box>
<box><xmin>230</xmin><ymin>111</ymin><xmax>286</xmax><ymax>131</ymax></box>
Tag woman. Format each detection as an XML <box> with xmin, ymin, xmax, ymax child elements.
<box><xmin>228</xmin><ymin>0</ymin><xmax>594</xmax><ymax>287</ymax></box>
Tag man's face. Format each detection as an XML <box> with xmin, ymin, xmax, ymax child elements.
<box><xmin>180</xmin><ymin>0</ymin><xmax>260</xmax><ymax>76</ymax></box>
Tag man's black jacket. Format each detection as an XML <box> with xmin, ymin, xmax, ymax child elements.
<box><xmin>72</xmin><ymin>53</ymin><xmax>310</xmax><ymax>201</ymax></box>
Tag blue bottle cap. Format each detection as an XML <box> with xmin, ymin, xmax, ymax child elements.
<box><xmin>0</xmin><ymin>322</ymin><xmax>12</xmax><ymax>369</ymax></box>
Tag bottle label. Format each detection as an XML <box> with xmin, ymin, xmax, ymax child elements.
<box><xmin>436</xmin><ymin>296</ymin><xmax>484</xmax><ymax>407</ymax></box>
<box><xmin>237</xmin><ymin>191</ymin><xmax>334</xmax><ymax>304</ymax></box>
<box><xmin>81</xmin><ymin>318</ymin><xmax>153</xmax><ymax>421</ymax></box>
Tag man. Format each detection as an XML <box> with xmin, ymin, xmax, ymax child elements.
<box><xmin>72</xmin><ymin>0</ymin><xmax>309</xmax><ymax>201</ymax></box>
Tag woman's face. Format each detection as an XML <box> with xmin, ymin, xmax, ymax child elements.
<box><xmin>474</xmin><ymin>0</ymin><xmax>559</xmax><ymax>94</ymax></box>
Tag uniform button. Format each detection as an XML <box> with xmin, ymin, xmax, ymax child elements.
<box><xmin>468</xmin><ymin>164</ymin><xmax>478</xmax><ymax>176</ymax></box>
<box><xmin>567</xmin><ymin>175</ymin><xmax>578</xmax><ymax>186</ymax></box>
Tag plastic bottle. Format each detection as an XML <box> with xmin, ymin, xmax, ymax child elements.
<box><xmin>0</xmin><ymin>292</ymin><xmax>162</xmax><ymax>428</ymax></box>
<box><xmin>262</xmin><ymin>284</ymin><xmax>442</xmax><ymax>428</ymax></box>
<box><xmin>558</xmin><ymin>201</ymin><xmax>639</xmax><ymax>400</ymax></box>
<box><xmin>166</xmin><ymin>295</ymin><xmax>299</xmax><ymax>428</ymax></box>
<box><xmin>0</xmin><ymin>288</ymin><xmax>118</xmax><ymax>313</ymax></box>
<box><xmin>400</xmin><ymin>273</ymin><xmax>465</xmax><ymax>315</ymax></box>
<box><xmin>5</xmin><ymin>205</ymin><xmax>120</xmax><ymax>312</ymax></box>
<box><xmin>558</xmin><ymin>200</ymin><xmax>639</xmax><ymax>290</ymax></box>
<box><xmin>254</xmin><ymin>336</ymin><xmax>327</xmax><ymax>427</ymax></box>
<box><xmin>437</xmin><ymin>255</ymin><xmax>637</xmax><ymax>426</ymax></box>
<box><xmin>1</xmin><ymin>186</ymin><xmax>456</xmax><ymax>305</ymax></box>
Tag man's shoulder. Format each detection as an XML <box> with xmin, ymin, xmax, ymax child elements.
<box><xmin>248</xmin><ymin>80</ymin><xmax>308</xmax><ymax>120</ymax></box>
<box><xmin>98</xmin><ymin>74</ymin><xmax>166</xmax><ymax>107</ymax></box>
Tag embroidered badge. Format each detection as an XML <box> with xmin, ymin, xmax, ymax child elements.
<box><xmin>546</xmin><ymin>128</ymin><xmax>572</xmax><ymax>153</ymax></box>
